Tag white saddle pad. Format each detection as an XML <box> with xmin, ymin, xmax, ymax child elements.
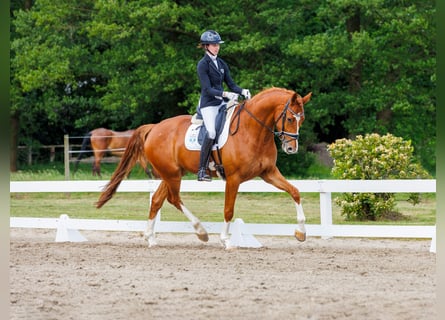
<box><xmin>185</xmin><ymin>105</ymin><xmax>237</xmax><ymax>151</ymax></box>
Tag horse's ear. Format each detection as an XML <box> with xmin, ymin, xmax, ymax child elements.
<box><xmin>291</xmin><ymin>92</ymin><xmax>300</xmax><ymax>105</ymax></box>
<box><xmin>302</xmin><ymin>92</ymin><xmax>312</xmax><ymax>104</ymax></box>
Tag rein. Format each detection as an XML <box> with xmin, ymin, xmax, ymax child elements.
<box><xmin>230</xmin><ymin>98</ymin><xmax>304</xmax><ymax>141</ymax></box>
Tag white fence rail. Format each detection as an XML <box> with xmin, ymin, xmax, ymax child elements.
<box><xmin>10</xmin><ymin>179</ymin><xmax>435</xmax><ymax>240</ymax></box>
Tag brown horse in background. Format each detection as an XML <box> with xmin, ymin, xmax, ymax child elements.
<box><xmin>74</xmin><ymin>128</ymin><xmax>135</xmax><ymax>176</ymax></box>
<box><xmin>97</xmin><ymin>88</ymin><xmax>312</xmax><ymax>248</ymax></box>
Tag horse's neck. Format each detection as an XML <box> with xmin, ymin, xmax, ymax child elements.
<box><xmin>236</xmin><ymin>97</ymin><xmax>282</xmax><ymax>141</ymax></box>
<box><xmin>247</xmin><ymin>95</ymin><xmax>287</xmax><ymax>126</ymax></box>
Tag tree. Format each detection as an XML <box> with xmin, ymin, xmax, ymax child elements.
<box><xmin>10</xmin><ymin>0</ymin><xmax>34</xmax><ymax>171</ymax></box>
<box><xmin>11</xmin><ymin>0</ymin><xmax>97</xmax><ymax>169</ymax></box>
<box><xmin>10</xmin><ymin>0</ymin><xmax>435</xmax><ymax>176</ymax></box>
<box><xmin>286</xmin><ymin>0</ymin><xmax>435</xmax><ymax>173</ymax></box>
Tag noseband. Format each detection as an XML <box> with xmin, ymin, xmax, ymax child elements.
<box><xmin>231</xmin><ymin>98</ymin><xmax>304</xmax><ymax>141</ymax></box>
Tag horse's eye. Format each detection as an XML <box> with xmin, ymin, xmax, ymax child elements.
<box><xmin>287</xmin><ymin>117</ymin><xmax>293</xmax><ymax>123</ymax></box>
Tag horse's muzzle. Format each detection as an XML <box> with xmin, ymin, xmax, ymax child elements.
<box><xmin>282</xmin><ymin>141</ymin><xmax>298</xmax><ymax>154</ymax></box>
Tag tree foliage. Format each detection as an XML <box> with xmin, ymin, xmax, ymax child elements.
<box><xmin>10</xmin><ymin>0</ymin><xmax>436</xmax><ymax>175</ymax></box>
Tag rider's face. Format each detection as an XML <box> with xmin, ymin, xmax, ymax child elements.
<box><xmin>207</xmin><ymin>44</ymin><xmax>220</xmax><ymax>55</ymax></box>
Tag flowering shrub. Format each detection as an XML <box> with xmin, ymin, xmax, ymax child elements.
<box><xmin>328</xmin><ymin>133</ymin><xmax>430</xmax><ymax>220</ymax></box>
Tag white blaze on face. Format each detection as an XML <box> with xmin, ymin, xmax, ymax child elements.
<box><xmin>281</xmin><ymin>113</ymin><xmax>301</xmax><ymax>154</ymax></box>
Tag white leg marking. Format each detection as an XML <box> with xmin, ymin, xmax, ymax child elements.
<box><xmin>180</xmin><ymin>204</ymin><xmax>200</xmax><ymax>225</ymax></box>
<box><xmin>220</xmin><ymin>221</ymin><xmax>232</xmax><ymax>249</ymax></box>
<box><xmin>295</xmin><ymin>202</ymin><xmax>307</xmax><ymax>235</ymax></box>
<box><xmin>181</xmin><ymin>204</ymin><xmax>208</xmax><ymax>241</ymax></box>
<box><xmin>145</xmin><ymin>218</ymin><xmax>158</xmax><ymax>247</ymax></box>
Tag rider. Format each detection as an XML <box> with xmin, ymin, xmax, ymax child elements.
<box><xmin>196</xmin><ymin>30</ymin><xmax>251</xmax><ymax>181</ymax></box>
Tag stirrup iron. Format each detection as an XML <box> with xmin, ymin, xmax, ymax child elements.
<box><xmin>197</xmin><ymin>168</ymin><xmax>211</xmax><ymax>181</ymax></box>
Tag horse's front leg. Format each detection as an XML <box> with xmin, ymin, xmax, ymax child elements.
<box><xmin>220</xmin><ymin>179</ymin><xmax>240</xmax><ymax>249</ymax></box>
<box><xmin>294</xmin><ymin>202</ymin><xmax>306</xmax><ymax>242</ymax></box>
<box><xmin>262</xmin><ymin>168</ymin><xmax>306</xmax><ymax>242</ymax></box>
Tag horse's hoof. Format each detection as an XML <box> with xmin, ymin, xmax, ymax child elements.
<box><xmin>147</xmin><ymin>237</ymin><xmax>158</xmax><ymax>247</ymax></box>
<box><xmin>197</xmin><ymin>232</ymin><xmax>209</xmax><ymax>242</ymax></box>
<box><xmin>294</xmin><ymin>230</ymin><xmax>306</xmax><ymax>242</ymax></box>
<box><xmin>193</xmin><ymin>222</ymin><xmax>208</xmax><ymax>242</ymax></box>
<box><xmin>220</xmin><ymin>238</ymin><xmax>234</xmax><ymax>249</ymax></box>
<box><xmin>225</xmin><ymin>244</ymin><xmax>237</xmax><ymax>251</ymax></box>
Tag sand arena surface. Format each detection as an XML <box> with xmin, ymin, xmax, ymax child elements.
<box><xmin>10</xmin><ymin>228</ymin><xmax>436</xmax><ymax>320</ymax></box>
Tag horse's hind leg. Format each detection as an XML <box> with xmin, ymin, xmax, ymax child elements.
<box><xmin>145</xmin><ymin>181</ymin><xmax>168</xmax><ymax>246</ymax></box>
<box><xmin>94</xmin><ymin>163</ymin><xmax>101</xmax><ymax>177</ymax></box>
<box><xmin>165</xmin><ymin>179</ymin><xmax>209</xmax><ymax>242</ymax></box>
<box><xmin>145</xmin><ymin>180</ymin><xmax>208</xmax><ymax>246</ymax></box>
<box><xmin>179</xmin><ymin>203</ymin><xmax>209</xmax><ymax>242</ymax></box>
<box><xmin>92</xmin><ymin>152</ymin><xmax>103</xmax><ymax>177</ymax></box>
<box><xmin>219</xmin><ymin>178</ymin><xmax>241</xmax><ymax>249</ymax></box>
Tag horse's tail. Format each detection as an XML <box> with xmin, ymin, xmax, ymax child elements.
<box><xmin>73</xmin><ymin>131</ymin><xmax>92</xmax><ymax>173</ymax></box>
<box><xmin>96</xmin><ymin>124</ymin><xmax>156</xmax><ymax>209</ymax></box>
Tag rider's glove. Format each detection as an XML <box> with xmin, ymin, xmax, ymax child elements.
<box><xmin>241</xmin><ymin>89</ymin><xmax>251</xmax><ymax>100</ymax></box>
<box><xmin>223</xmin><ymin>91</ymin><xmax>239</xmax><ymax>101</ymax></box>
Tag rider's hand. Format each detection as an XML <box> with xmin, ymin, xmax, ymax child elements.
<box><xmin>241</xmin><ymin>89</ymin><xmax>251</xmax><ymax>100</ymax></box>
<box><xmin>223</xmin><ymin>91</ymin><xmax>239</xmax><ymax>101</ymax></box>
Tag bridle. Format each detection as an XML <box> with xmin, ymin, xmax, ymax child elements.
<box><xmin>275</xmin><ymin>99</ymin><xmax>304</xmax><ymax>142</ymax></box>
<box><xmin>230</xmin><ymin>98</ymin><xmax>304</xmax><ymax>141</ymax></box>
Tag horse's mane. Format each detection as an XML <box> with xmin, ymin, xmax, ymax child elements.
<box><xmin>253</xmin><ymin>87</ymin><xmax>295</xmax><ymax>100</ymax></box>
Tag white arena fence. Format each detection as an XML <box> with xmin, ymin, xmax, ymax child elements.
<box><xmin>10</xmin><ymin>179</ymin><xmax>435</xmax><ymax>242</ymax></box>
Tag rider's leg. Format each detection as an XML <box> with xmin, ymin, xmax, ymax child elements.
<box><xmin>198</xmin><ymin>106</ymin><xmax>218</xmax><ymax>181</ymax></box>
<box><xmin>197</xmin><ymin>134</ymin><xmax>214</xmax><ymax>181</ymax></box>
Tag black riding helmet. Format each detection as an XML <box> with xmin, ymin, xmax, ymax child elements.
<box><xmin>200</xmin><ymin>30</ymin><xmax>224</xmax><ymax>45</ymax></box>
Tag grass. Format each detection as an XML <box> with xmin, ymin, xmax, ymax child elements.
<box><xmin>10</xmin><ymin>162</ymin><xmax>436</xmax><ymax>225</ymax></box>
<box><xmin>10</xmin><ymin>162</ymin><xmax>150</xmax><ymax>181</ymax></box>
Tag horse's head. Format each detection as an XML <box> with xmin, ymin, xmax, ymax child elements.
<box><xmin>275</xmin><ymin>91</ymin><xmax>312</xmax><ymax>154</ymax></box>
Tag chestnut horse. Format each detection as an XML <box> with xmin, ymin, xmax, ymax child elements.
<box><xmin>74</xmin><ymin>128</ymin><xmax>135</xmax><ymax>176</ymax></box>
<box><xmin>97</xmin><ymin>87</ymin><xmax>312</xmax><ymax>248</ymax></box>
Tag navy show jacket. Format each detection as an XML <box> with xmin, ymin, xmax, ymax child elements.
<box><xmin>197</xmin><ymin>53</ymin><xmax>242</xmax><ymax>109</ymax></box>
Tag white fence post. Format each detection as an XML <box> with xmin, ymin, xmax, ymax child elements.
<box><xmin>319</xmin><ymin>192</ymin><xmax>333</xmax><ymax>239</ymax></box>
<box><xmin>318</xmin><ymin>180</ymin><xmax>333</xmax><ymax>239</ymax></box>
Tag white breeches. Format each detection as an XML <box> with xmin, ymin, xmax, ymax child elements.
<box><xmin>200</xmin><ymin>106</ymin><xmax>220</xmax><ymax>139</ymax></box>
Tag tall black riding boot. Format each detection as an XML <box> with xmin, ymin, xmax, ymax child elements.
<box><xmin>197</xmin><ymin>135</ymin><xmax>214</xmax><ymax>181</ymax></box>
